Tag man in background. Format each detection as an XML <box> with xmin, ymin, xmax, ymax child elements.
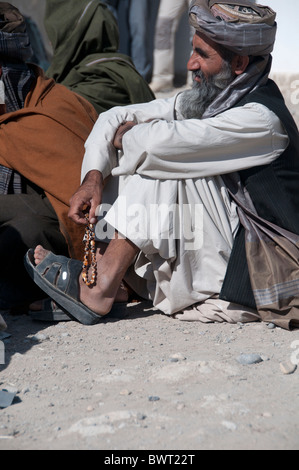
<box><xmin>0</xmin><ymin>1</ymin><xmax>154</xmax><ymax>312</ymax></box>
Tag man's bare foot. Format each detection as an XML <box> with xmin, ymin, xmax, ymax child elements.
<box><xmin>33</xmin><ymin>245</ymin><xmax>129</xmax><ymax>316</ymax></box>
<box><xmin>34</xmin><ymin>245</ymin><xmax>49</xmax><ymax>266</ymax></box>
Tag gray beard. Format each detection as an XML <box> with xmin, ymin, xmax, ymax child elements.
<box><xmin>179</xmin><ymin>62</ymin><xmax>235</xmax><ymax>119</ymax></box>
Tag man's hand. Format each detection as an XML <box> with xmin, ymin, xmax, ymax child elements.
<box><xmin>69</xmin><ymin>121</ymin><xmax>137</xmax><ymax>225</ymax></box>
<box><xmin>113</xmin><ymin>121</ymin><xmax>137</xmax><ymax>150</ymax></box>
<box><xmin>68</xmin><ymin>170</ymin><xmax>104</xmax><ymax>225</ymax></box>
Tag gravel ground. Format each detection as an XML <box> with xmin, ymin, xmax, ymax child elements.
<box><xmin>0</xmin><ymin>302</ymin><xmax>299</xmax><ymax>451</ymax></box>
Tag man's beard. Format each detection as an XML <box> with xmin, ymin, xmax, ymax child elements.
<box><xmin>179</xmin><ymin>61</ymin><xmax>235</xmax><ymax>119</ymax></box>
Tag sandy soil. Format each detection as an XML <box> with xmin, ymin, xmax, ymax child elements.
<box><xmin>0</xmin><ymin>301</ymin><xmax>299</xmax><ymax>451</ymax></box>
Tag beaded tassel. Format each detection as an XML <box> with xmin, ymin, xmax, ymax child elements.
<box><xmin>82</xmin><ymin>215</ymin><xmax>97</xmax><ymax>287</ymax></box>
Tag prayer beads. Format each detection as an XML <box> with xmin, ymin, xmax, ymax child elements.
<box><xmin>82</xmin><ymin>215</ymin><xmax>97</xmax><ymax>287</ymax></box>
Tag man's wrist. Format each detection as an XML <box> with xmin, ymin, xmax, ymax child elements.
<box><xmin>83</xmin><ymin>170</ymin><xmax>104</xmax><ymax>185</ymax></box>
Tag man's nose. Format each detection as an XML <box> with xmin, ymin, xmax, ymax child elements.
<box><xmin>187</xmin><ymin>53</ymin><xmax>201</xmax><ymax>72</ymax></box>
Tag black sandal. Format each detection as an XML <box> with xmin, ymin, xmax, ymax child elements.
<box><xmin>29</xmin><ymin>298</ymin><xmax>72</xmax><ymax>322</ymax></box>
<box><xmin>24</xmin><ymin>249</ymin><xmax>105</xmax><ymax>325</ymax></box>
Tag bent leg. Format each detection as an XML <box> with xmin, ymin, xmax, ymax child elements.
<box><xmin>33</xmin><ymin>231</ymin><xmax>139</xmax><ymax>316</ymax></box>
<box><xmin>0</xmin><ymin>193</ymin><xmax>68</xmax><ymax>308</ymax></box>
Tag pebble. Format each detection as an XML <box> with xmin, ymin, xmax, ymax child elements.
<box><xmin>148</xmin><ymin>396</ymin><xmax>160</xmax><ymax>402</ymax></box>
<box><xmin>279</xmin><ymin>361</ymin><xmax>297</xmax><ymax>375</ymax></box>
<box><xmin>169</xmin><ymin>353</ymin><xmax>186</xmax><ymax>363</ymax></box>
<box><xmin>237</xmin><ymin>353</ymin><xmax>263</xmax><ymax>365</ymax></box>
<box><xmin>222</xmin><ymin>420</ymin><xmax>237</xmax><ymax>431</ymax></box>
<box><xmin>30</xmin><ymin>333</ymin><xmax>49</xmax><ymax>342</ymax></box>
<box><xmin>119</xmin><ymin>389</ymin><xmax>132</xmax><ymax>396</ymax></box>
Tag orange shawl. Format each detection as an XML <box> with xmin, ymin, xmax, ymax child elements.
<box><xmin>0</xmin><ymin>68</ymin><xmax>98</xmax><ymax>259</ymax></box>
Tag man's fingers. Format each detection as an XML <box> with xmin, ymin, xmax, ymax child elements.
<box><xmin>113</xmin><ymin>121</ymin><xmax>137</xmax><ymax>150</ymax></box>
<box><xmin>68</xmin><ymin>206</ymin><xmax>89</xmax><ymax>225</ymax></box>
<box><xmin>68</xmin><ymin>171</ymin><xmax>104</xmax><ymax>225</ymax></box>
<box><xmin>88</xmin><ymin>196</ymin><xmax>101</xmax><ymax>224</ymax></box>
<box><xmin>68</xmin><ymin>195</ymin><xmax>90</xmax><ymax>225</ymax></box>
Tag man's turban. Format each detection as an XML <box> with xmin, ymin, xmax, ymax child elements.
<box><xmin>189</xmin><ymin>0</ymin><xmax>277</xmax><ymax>56</ymax></box>
<box><xmin>0</xmin><ymin>2</ymin><xmax>33</xmax><ymax>62</ymax></box>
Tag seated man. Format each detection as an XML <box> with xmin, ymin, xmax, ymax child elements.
<box><xmin>0</xmin><ymin>2</ymin><xmax>154</xmax><ymax>311</ymax></box>
<box><xmin>26</xmin><ymin>0</ymin><xmax>299</xmax><ymax>328</ymax></box>
<box><xmin>43</xmin><ymin>0</ymin><xmax>155</xmax><ymax>114</ymax></box>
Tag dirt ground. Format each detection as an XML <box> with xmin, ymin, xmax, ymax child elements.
<box><xmin>0</xmin><ymin>300</ymin><xmax>299</xmax><ymax>451</ymax></box>
<box><xmin>1</xmin><ymin>81</ymin><xmax>298</xmax><ymax>452</ymax></box>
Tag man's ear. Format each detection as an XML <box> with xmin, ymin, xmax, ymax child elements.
<box><xmin>232</xmin><ymin>55</ymin><xmax>250</xmax><ymax>75</ymax></box>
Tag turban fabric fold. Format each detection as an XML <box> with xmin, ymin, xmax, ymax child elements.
<box><xmin>188</xmin><ymin>0</ymin><xmax>277</xmax><ymax>119</ymax></box>
<box><xmin>189</xmin><ymin>0</ymin><xmax>277</xmax><ymax>56</ymax></box>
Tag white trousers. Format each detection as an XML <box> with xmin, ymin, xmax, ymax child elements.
<box><xmin>96</xmin><ymin>173</ymin><xmax>259</xmax><ymax>324</ymax></box>
<box><xmin>151</xmin><ymin>0</ymin><xmax>192</xmax><ymax>85</ymax></box>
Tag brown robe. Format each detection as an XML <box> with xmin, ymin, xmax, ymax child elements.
<box><xmin>0</xmin><ymin>67</ymin><xmax>98</xmax><ymax>260</ymax></box>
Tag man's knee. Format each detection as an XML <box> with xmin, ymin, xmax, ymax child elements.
<box><xmin>3</xmin><ymin>214</ymin><xmax>66</xmax><ymax>253</ymax></box>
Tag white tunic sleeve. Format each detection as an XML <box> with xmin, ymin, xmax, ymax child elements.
<box><xmin>81</xmin><ymin>96</ymin><xmax>176</xmax><ymax>181</ymax></box>
<box><xmin>112</xmin><ymin>101</ymin><xmax>289</xmax><ymax>179</ymax></box>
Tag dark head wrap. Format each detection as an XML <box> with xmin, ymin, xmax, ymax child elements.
<box><xmin>0</xmin><ymin>2</ymin><xmax>35</xmax><ymax>194</ymax></box>
<box><xmin>0</xmin><ymin>2</ymin><xmax>33</xmax><ymax>62</ymax></box>
<box><xmin>0</xmin><ymin>1</ymin><xmax>25</xmax><ymax>32</ymax></box>
<box><xmin>187</xmin><ymin>0</ymin><xmax>277</xmax><ymax>118</ymax></box>
<box><xmin>44</xmin><ymin>0</ymin><xmax>154</xmax><ymax>114</ymax></box>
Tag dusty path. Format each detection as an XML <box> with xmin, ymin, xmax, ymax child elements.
<box><xmin>0</xmin><ymin>301</ymin><xmax>298</xmax><ymax>451</ymax></box>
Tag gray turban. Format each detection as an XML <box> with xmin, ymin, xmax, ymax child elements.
<box><xmin>189</xmin><ymin>0</ymin><xmax>277</xmax><ymax>56</ymax></box>
<box><xmin>187</xmin><ymin>0</ymin><xmax>278</xmax><ymax>119</ymax></box>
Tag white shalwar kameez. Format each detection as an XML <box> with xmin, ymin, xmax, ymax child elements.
<box><xmin>81</xmin><ymin>94</ymin><xmax>289</xmax><ymax>323</ymax></box>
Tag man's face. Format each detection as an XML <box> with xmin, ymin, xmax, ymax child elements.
<box><xmin>187</xmin><ymin>32</ymin><xmax>227</xmax><ymax>81</ymax></box>
<box><xmin>180</xmin><ymin>33</ymin><xmax>235</xmax><ymax>119</ymax></box>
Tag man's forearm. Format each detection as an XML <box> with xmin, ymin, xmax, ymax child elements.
<box><xmin>81</xmin><ymin>97</ymin><xmax>177</xmax><ymax>182</ymax></box>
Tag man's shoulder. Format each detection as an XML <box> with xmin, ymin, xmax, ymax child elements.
<box><xmin>235</xmin><ymin>79</ymin><xmax>297</xmax><ymax>134</ymax></box>
<box><xmin>236</xmin><ymin>79</ymin><xmax>283</xmax><ymax>107</ymax></box>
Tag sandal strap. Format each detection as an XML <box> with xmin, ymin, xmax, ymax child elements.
<box><xmin>24</xmin><ymin>249</ymin><xmax>102</xmax><ymax>326</ymax></box>
<box><xmin>29</xmin><ymin>250</ymin><xmax>82</xmax><ymax>300</ymax></box>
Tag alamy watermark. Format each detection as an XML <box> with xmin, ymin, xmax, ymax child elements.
<box><xmin>290</xmin><ymin>340</ymin><xmax>299</xmax><ymax>366</ymax></box>
<box><xmin>95</xmin><ymin>199</ymin><xmax>204</xmax><ymax>251</ymax></box>
<box><xmin>290</xmin><ymin>80</ymin><xmax>299</xmax><ymax>105</ymax></box>
<box><xmin>0</xmin><ymin>340</ymin><xmax>5</xmax><ymax>365</ymax></box>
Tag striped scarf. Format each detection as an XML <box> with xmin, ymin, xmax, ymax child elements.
<box><xmin>0</xmin><ymin>26</ymin><xmax>35</xmax><ymax>194</ymax></box>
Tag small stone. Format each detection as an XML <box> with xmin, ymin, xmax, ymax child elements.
<box><xmin>176</xmin><ymin>402</ymin><xmax>185</xmax><ymax>411</ymax></box>
<box><xmin>280</xmin><ymin>361</ymin><xmax>297</xmax><ymax>375</ymax></box>
<box><xmin>31</xmin><ymin>333</ymin><xmax>49</xmax><ymax>342</ymax></box>
<box><xmin>267</xmin><ymin>323</ymin><xmax>276</xmax><ymax>329</ymax></box>
<box><xmin>119</xmin><ymin>389</ymin><xmax>132</xmax><ymax>396</ymax></box>
<box><xmin>222</xmin><ymin>420</ymin><xmax>237</xmax><ymax>431</ymax></box>
<box><xmin>237</xmin><ymin>353</ymin><xmax>263</xmax><ymax>365</ymax></box>
<box><xmin>148</xmin><ymin>396</ymin><xmax>160</xmax><ymax>402</ymax></box>
<box><xmin>262</xmin><ymin>412</ymin><xmax>272</xmax><ymax>418</ymax></box>
<box><xmin>169</xmin><ymin>353</ymin><xmax>186</xmax><ymax>362</ymax></box>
